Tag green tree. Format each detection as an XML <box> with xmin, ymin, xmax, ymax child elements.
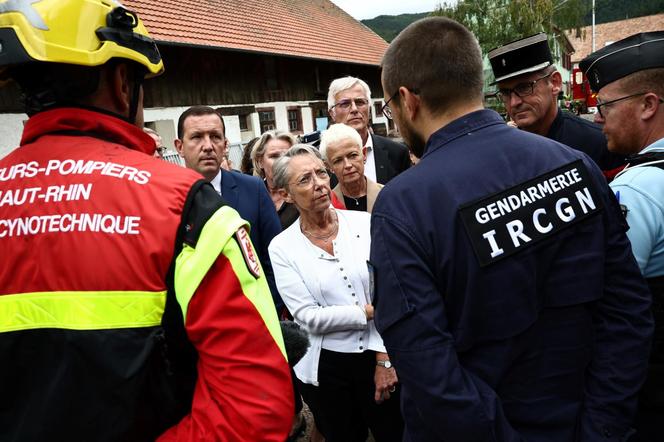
<box><xmin>432</xmin><ymin>0</ymin><xmax>590</xmax><ymax>54</ymax></box>
<box><xmin>587</xmin><ymin>0</ymin><xmax>664</xmax><ymax>25</ymax></box>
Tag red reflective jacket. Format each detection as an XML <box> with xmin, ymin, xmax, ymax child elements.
<box><xmin>0</xmin><ymin>108</ymin><xmax>293</xmax><ymax>441</ymax></box>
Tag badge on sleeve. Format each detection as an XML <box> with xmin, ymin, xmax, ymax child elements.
<box><xmin>235</xmin><ymin>226</ymin><xmax>261</xmax><ymax>278</ymax></box>
<box><xmin>459</xmin><ymin>160</ymin><xmax>602</xmax><ymax>266</ymax></box>
<box><xmin>615</xmin><ymin>191</ymin><xmax>629</xmax><ymax>219</ymax></box>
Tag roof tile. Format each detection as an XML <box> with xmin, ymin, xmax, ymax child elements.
<box><xmin>566</xmin><ymin>13</ymin><xmax>664</xmax><ymax>63</ymax></box>
<box><xmin>123</xmin><ymin>0</ymin><xmax>388</xmax><ymax>66</ymax></box>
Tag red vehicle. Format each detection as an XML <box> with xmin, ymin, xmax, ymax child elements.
<box><xmin>571</xmin><ymin>67</ymin><xmax>597</xmax><ymax>112</ymax></box>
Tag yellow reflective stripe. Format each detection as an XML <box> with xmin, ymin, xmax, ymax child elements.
<box><xmin>0</xmin><ymin>290</ymin><xmax>166</xmax><ymax>333</ymax></box>
<box><xmin>174</xmin><ymin>205</ymin><xmax>287</xmax><ymax>360</ymax></box>
<box><xmin>174</xmin><ymin>206</ymin><xmax>247</xmax><ymax>320</ymax></box>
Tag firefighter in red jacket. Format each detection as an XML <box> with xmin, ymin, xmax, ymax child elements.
<box><xmin>0</xmin><ymin>1</ymin><xmax>293</xmax><ymax>441</ymax></box>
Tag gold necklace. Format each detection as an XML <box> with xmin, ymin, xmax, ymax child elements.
<box><xmin>301</xmin><ymin>211</ymin><xmax>339</xmax><ymax>243</ymax></box>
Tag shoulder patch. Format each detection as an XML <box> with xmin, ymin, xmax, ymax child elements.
<box><xmin>459</xmin><ymin>160</ymin><xmax>603</xmax><ymax>267</ymax></box>
<box><xmin>235</xmin><ymin>226</ymin><xmax>261</xmax><ymax>278</ymax></box>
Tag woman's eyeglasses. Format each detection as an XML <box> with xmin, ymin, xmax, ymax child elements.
<box><xmin>290</xmin><ymin>169</ymin><xmax>330</xmax><ymax>188</ymax></box>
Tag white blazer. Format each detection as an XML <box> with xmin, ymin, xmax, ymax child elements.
<box><xmin>269</xmin><ymin>209</ymin><xmax>386</xmax><ymax>385</ymax></box>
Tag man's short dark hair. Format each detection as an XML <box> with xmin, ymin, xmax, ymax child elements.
<box><xmin>382</xmin><ymin>17</ymin><xmax>484</xmax><ymax>115</ymax></box>
<box><xmin>177</xmin><ymin>105</ymin><xmax>225</xmax><ymax>139</ymax></box>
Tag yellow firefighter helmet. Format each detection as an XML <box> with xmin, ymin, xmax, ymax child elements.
<box><xmin>0</xmin><ymin>0</ymin><xmax>163</xmax><ymax>76</ymax></box>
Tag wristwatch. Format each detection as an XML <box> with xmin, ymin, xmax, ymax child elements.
<box><xmin>376</xmin><ymin>360</ymin><xmax>392</xmax><ymax>369</ymax></box>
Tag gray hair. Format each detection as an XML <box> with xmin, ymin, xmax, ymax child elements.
<box><xmin>319</xmin><ymin>124</ymin><xmax>363</xmax><ymax>161</ymax></box>
<box><xmin>327</xmin><ymin>76</ymin><xmax>372</xmax><ymax>111</ymax></box>
<box><xmin>272</xmin><ymin>144</ymin><xmax>324</xmax><ymax>190</ymax></box>
<box><xmin>251</xmin><ymin>130</ymin><xmax>297</xmax><ymax>178</ymax></box>
<box><xmin>143</xmin><ymin>127</ymin><xmax>160</xmax><ymax>137</ymax></box>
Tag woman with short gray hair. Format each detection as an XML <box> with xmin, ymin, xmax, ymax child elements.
<box><xmin>320</xmin><ymin>124</ymin><xmax>383</xmax><ymax>212</ymax></box>
<box><xmin>269</xmin><ymin>144</ymin><xmax>404</xmax><ymax>442</ymax></box>
<box><xmin>271</xmin><ymin>144</ymin><xmax>323</xmax><ymax>189</ymax></box>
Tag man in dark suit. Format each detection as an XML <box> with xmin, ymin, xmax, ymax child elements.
<box><xmin>175</xmin><ymin>106</ymin><xmax>282</xmax><ymax>307</ymax></box>
<box><xmin>328</xmin><ymin>76</ymin><xmax>411</xmax><ymax>184</ymax></box>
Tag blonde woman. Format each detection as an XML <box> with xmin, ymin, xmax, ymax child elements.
<box><xmin>251</xmin><ymin>130</ymin><xmax>298</xmax><ymax>228</ymax></box>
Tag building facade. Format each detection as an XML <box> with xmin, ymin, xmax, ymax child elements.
<box><xmin>0</xmin><ymin>0</ymin><xmax>390</xmax><ymax>158</ymax></box>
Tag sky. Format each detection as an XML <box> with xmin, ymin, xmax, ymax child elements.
<box><xmin>329</xmin><ymin>0</ymin><xmax>444</xmax><ymax>20</ymax></box>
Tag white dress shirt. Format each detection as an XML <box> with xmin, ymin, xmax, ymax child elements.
<box><xmin>210</xmin><ymin>169</ymin><xmax>222</xmax><ymax>196</ymax></box>
<box><xmin>363</xmin><ymin>135</ymin><xmax>377</xmax><ymax>183</ymax></box>
<box><xmin>269</xmin><ymin>209</ymin><xmax>386</xmax><ymax>385</ymax></box>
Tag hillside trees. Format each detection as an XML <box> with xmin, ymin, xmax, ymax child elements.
<box><xmin>432</xmin><ymin>0</ymin><xmax>589</xmax><ymax>53</ymax></box>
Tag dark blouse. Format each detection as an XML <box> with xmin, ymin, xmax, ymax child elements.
<box><xmin>278</xmin><ymin>201</ymin><xmax>299</xmax><ymax>230</ymax></box>
<box><xmin>342</xmin><ymin>194</ymin><xmax>368</xmax><ymax>212</ymax></box>
<box><xmin>264</xmin><ymin>178</ymin><xmax>300</xmax><ymax>230</ymax></box>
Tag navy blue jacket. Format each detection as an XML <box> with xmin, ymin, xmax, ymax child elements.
<box><xmin>370</xmin><ymin>110</ymin><xmax>653</xmax><ymax>442</ymax></box>
<box><xmin>220</xmin><ymin>169</ymin><xmax>282</xmax><ymax>308</ymax></box>
<box><xmin>547</xmin><ymin>109</ymin><xmax>624</xmax><ymax>172</ymax></box>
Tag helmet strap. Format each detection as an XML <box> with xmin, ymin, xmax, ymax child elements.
<box><xmin>127</xmin><ymin>64</ymin><xmax>145</xmax><ymax>125</ymax></box>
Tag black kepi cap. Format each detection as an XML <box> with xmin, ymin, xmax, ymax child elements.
<box><xmin>580</xmin><ymin>31</ymin><xmax>664</xmax><ymax>93</ymax></box>
<box><xmin>488</xmin><ymin>33</ymin><xmax>553</xmax><ymax>85</ymax></box>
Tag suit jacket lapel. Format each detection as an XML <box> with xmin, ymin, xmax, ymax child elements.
<box><xmin>371</xmin><ymin>135</ymin><xmax>390</xmax><ymax>184</ymax></box>
<box><xmin>220</xmin><ymin>169</ymin><xmax>240</xmax><ymax>208</ymax></box>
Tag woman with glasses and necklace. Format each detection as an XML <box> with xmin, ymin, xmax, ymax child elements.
<box><xmin>320</xmin><ymin>124</ymin><xmax>383</xmax><ymax>213</ymax></box>
<box><xmin>250</xmin><ymin>129</ymin><xmax>307</xmax><ymax>441</ymax></box>
<box><xmin>269</xmin><ymin>144</ymin><xmax>403</xmax><ymax>442</ymax></box>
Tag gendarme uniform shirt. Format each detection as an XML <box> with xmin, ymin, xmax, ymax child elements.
<box><xmin>610</xmin><ymin>139</ymin><xmax>664</xmax><ymax>417</ymax></box>
<box><xmin>370</xmin><ymin>109</ymin><xmax>652</xmax><ymax>442</ymax></box>
<box><xmin>610</xmin><ymin>138</ymin><xmax>664</xmax><ymax>278</ymax></box>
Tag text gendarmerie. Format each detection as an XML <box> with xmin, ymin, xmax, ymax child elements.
<box><xmin>459</xmin><ymin>160</ymin><xmax>602</xmax><ymax>266</ymax></box>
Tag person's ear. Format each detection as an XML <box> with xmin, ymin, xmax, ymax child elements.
<box><xmin>279</xmin><ymin>188</ymin><xmax>292</xmax><ymax>203</ymax></box>
<box><xmin>641</xmin><ymin>92</ymin><xmax>661</xmax><ymax>121</ymax></box>
<box><xmin>550</xmin><ymin>71</ymin><xmax>563</xmax><ymax>96</ymax></box>
<box><xmin>362</xmin><ymin>146</ymin><xmax>367</xmax><ymax>162</ymax></box>
<box><xmin>174</xmin><ymin>138</ymin><xmax>184</xmax><ymax>156</ymax></box>
<box><xmin>401</xmin><ymin>87</ymin><xmax>420</xmax><ymax>121</ymax></box>
<box><xmin>108</xmin><ymin>62</ymin><xmax>131</xmax><ymax>115</ymax></box>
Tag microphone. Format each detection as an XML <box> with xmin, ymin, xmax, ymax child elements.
<box><xmin>280</xmin><ymin>320</ymin><xmax>310</xmax><ymax>366</ymax></box>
